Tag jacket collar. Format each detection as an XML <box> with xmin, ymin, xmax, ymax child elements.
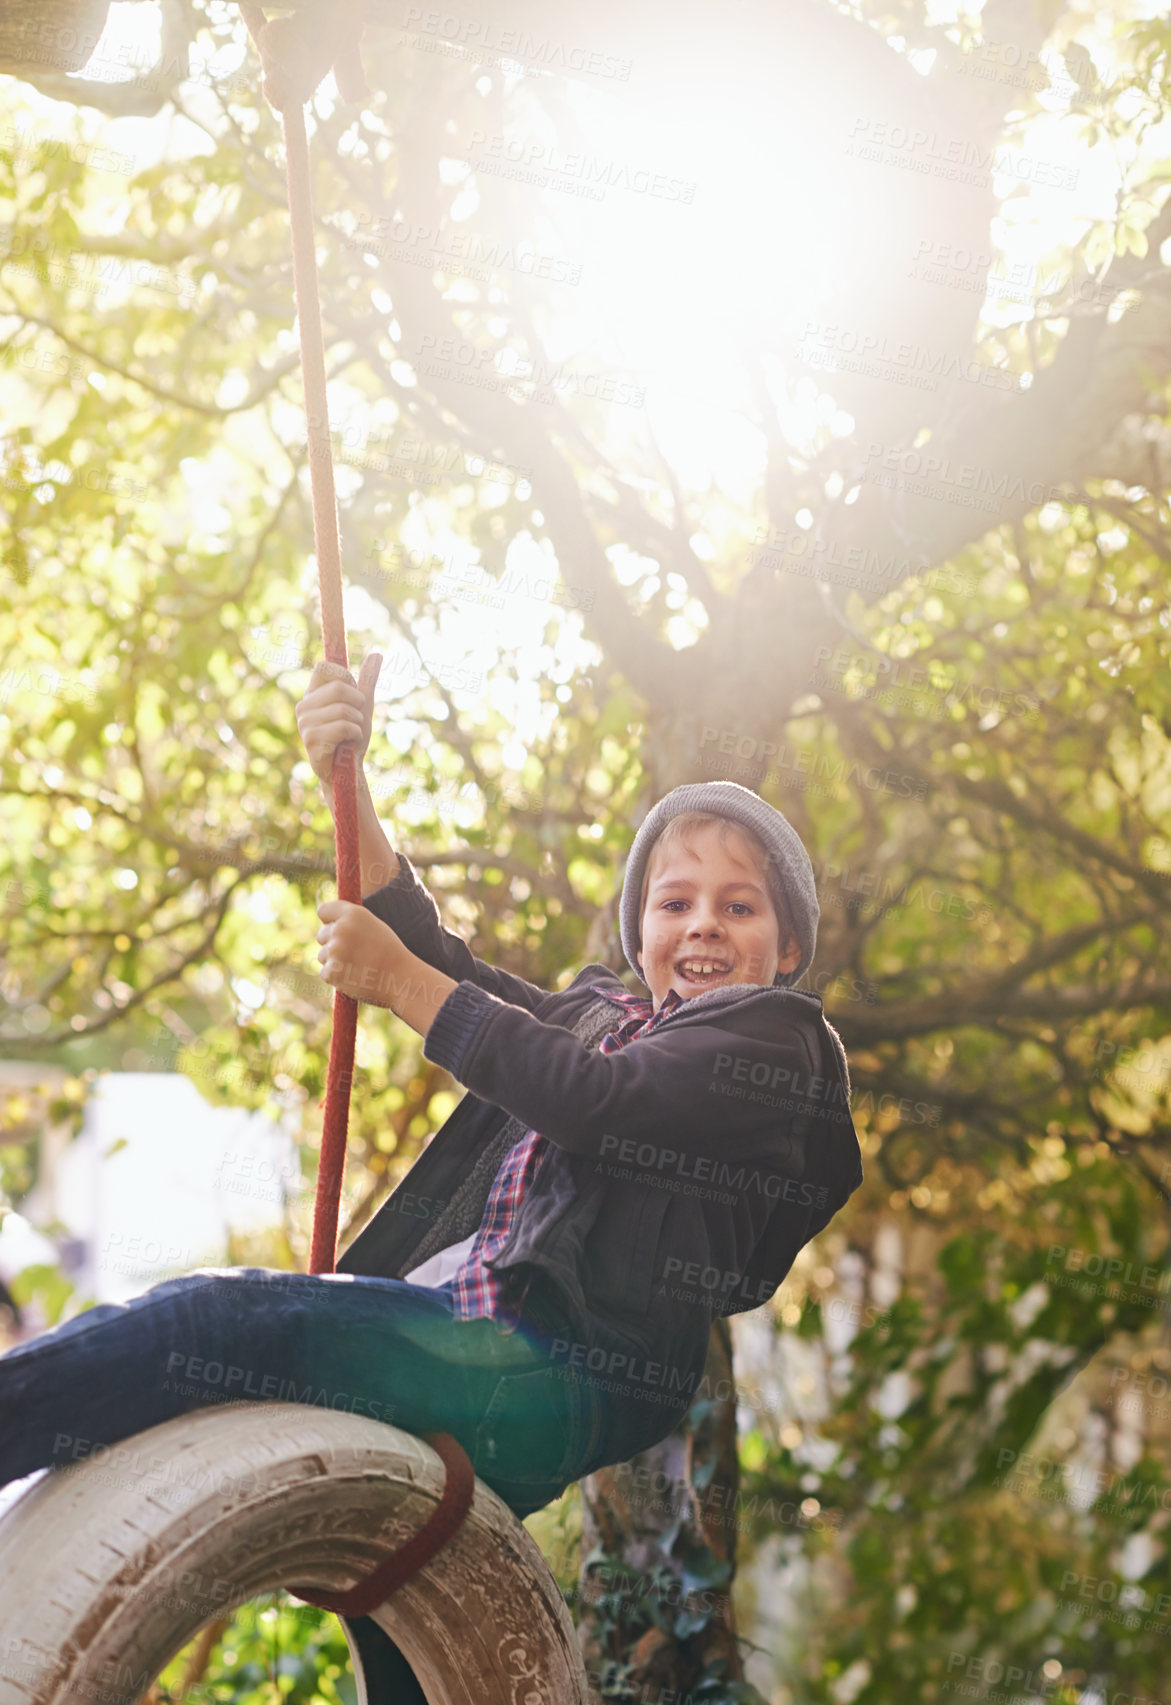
<box><xmin>587</xmin><ymin>975</ymin><xmax>823</xmax><ymax>1029</ymax></box>
<box><xmin>585</xmin><ymin>972</ymin><xmax>854</xmax><ymax>1134</ymax></box>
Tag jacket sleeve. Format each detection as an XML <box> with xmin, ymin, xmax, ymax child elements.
<box><xmin>421</xmin><ymin>977</ymin><xmax>860</xmax><ymax>1188</ymax></box>
<box><xmin>361</xmin><ymin>852</ymin><xmax>556</xmax><ymax>1014</ymax></box>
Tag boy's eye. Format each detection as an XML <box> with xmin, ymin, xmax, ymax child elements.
<box><xmin>662</xmin><ymin>900</ymin><xmax>753</xmax><ymax>915</ymax></box>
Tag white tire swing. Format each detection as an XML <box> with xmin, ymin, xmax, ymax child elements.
<box><xmin>0</xmin><ymin>1403</ymin><xmax>590</xmax><ymax>1704</ymax></box>
<box><xmin>0</xmin><ymin>10</ymin><xmax>588</xmax><ymax>1701</ymax></box>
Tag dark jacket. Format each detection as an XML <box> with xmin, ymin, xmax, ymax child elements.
<box><xmin>340</xmin><ymin>853</ymin><xmax>864</xmax><ymax>1461</ymax></box>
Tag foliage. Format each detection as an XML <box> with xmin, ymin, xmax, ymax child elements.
<box><xmin>1</xmin><ymin>0</ymin><xmax>1171</xmax><ymax>1699</ymax></box>
<box><xmin>152</xmin><ymin>1595</ymin><xmax>354</xmax><ymax>1704</ymax></box>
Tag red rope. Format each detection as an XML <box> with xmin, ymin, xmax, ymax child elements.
<box><xmin>238</xmin><ymin>2</ymin><xmax>475</xmax><ymax>1618</ymax></box>
<box><xmin>295</xmin><ymin>1431</ymin><xmax>476</xmax><ymax>1618</ymax></box>
<box><xmin>239</xmin><ymin>1</ymin><xmax>357</xmax><ymax>1279</ymax></box>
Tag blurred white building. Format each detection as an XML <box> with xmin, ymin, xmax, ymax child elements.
<box><xmin>0</xmin><ymin>1065</ymin><xmax>302</xmax><ymax>1321</ymax></box>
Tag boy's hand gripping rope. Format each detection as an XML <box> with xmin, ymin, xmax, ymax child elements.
<box><xmin>237</xmin><ymin>2</ymin><xmax>474</xmax><ymax>1615</ymax></box>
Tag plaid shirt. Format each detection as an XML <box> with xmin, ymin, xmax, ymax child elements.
<box><xmin>448</xmin><ymin>983</ymin><xmax>686</xmax><ymax>1332</ymax></box>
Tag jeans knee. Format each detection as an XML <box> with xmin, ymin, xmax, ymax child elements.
<box><xmin>148</xmin><ymin>1270</ymin><xmax>306</xmax><ymax>1338</ymax></box>
<box><xmin>161</xmin><ymin>1267</ymin><xmax>290</xmax><ymax>1298</ymax></box>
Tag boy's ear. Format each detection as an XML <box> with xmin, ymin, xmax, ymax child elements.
<box><xmin>777</xmin><ymin>930</ymin><xmax>802</xmax><ymax>974</ymax></box>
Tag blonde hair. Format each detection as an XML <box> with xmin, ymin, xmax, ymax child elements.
<box><xmin>636</xmin><ymin>811</ymin><xmax>795</xmax><ymax>963</ymax></box>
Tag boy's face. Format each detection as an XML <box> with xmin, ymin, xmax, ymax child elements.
<box><xmin>636</xmin><ymin>822</ymin><xmax>802</xmax><ymax>1011</ymax></box>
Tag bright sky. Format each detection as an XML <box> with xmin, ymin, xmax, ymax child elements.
<box><xmin>3</xmin><ymin>0</ymin><xmax>1162</xmax><ymax>890</ymax></box>
<box><xmin>11</xmin><ymin>1</ymin><xmax>1158</xmax><ymax>734</ymax></box>
<box><xmin>20</xmin><ymin>1</ymin><xmax>1165</xmax><ymax>531</ymax></box>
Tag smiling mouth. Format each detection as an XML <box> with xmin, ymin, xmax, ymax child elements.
<box><xmin>675</xmin><ymin>961</ymin><xmax>732</xmax><ymax>985</ymax></box>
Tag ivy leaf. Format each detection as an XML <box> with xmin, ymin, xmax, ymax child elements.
<box><xmin>680</xmin><ymin>1546</ymin><xmax>733</xmax><ymax>1595</ymax></box>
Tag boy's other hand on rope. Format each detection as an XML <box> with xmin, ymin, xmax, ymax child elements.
<box><xmin>315</xmin><ymin>900</ymin><xmax>457</xmax><ymax>1034</ymax></box>
<box><xmin>296</xmin><ymin>652</ymin><xmax>382</xmax><ymax>795</ymax></box>
<box><xmin>316</xmin><ymin>899</ymin><xmax>404</xmax><ymax>1006</ymax></box>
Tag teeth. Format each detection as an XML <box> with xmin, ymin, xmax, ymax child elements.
<box><xmin>679</xmin><ymin>961</ymin><xmax>728</xmax><ymax>976</ymax></box>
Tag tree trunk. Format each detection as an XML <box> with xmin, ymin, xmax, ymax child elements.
<box><xmin>0</xmin><ymin>0</ymin><xmax>113</xmax><ymax>74</ymax></box>
<box><xmin>577</xmin><ymin>1318</ymin><xmax>750</xmax><ymax>1703</ymax></box>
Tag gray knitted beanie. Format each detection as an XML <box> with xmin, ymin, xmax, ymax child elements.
<box><xmin>618</xmin><ymin>781</ymin><xmax>819</xmax><ymax>990</ymax></box>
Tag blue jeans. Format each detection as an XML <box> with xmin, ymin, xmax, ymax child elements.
<box><xmin>0</xmin><ymin>1267</ymin><xmax>608</xmax><ymax>1698</ymax></box>
<box><xmin>0</xmin><ymin>1266</ymin><xmax>603</xmax><ymax>1516</ymax></box>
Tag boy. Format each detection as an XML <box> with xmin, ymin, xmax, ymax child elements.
<box><xmin>307</xmin><ymin>655</ymin><xmax>864</xmax><ymax>1480</ymax></box>
<box><xmin>0</xmin><ymin>657</ymin><xmax>862</xmax><ymax>1670</ymax></box>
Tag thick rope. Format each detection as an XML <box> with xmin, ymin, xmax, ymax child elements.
<box><xmin>238</xmin><ymin>2</ymin><xmax>475</xmax><ymax>1617</ymax></box>
<box><xmin>239</xmin><ymin>0</ymin><xmax>358</xmax><ymax>1279</ymax></box>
